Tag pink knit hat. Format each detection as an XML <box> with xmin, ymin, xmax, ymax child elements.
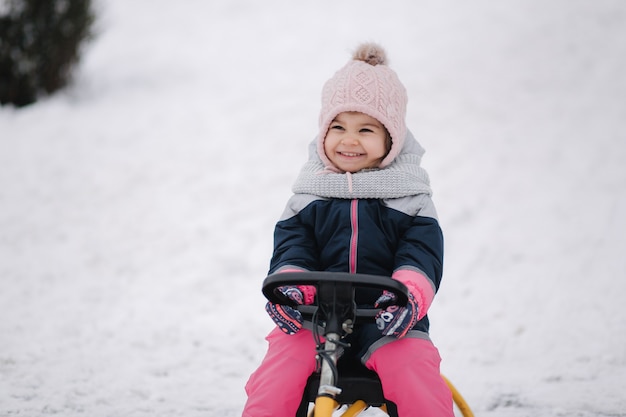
<box><xmin>318</xmin><ymin>43</ymin><xmax>408</xmax><ymax>169</ymax></box>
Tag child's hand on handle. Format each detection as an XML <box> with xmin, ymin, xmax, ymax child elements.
<box><xmin>375</xmin><ymin>290</ymin><xmax>419</xmax><ymax>338</ymax></box>
<box><xmin>265</xmin><ymin>286</ymin><xmax>305</xmax><ymax>335</ymax></box>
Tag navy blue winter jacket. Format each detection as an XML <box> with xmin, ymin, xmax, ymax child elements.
<box><xmin>269</xmin><ymin>194</ymin><xmax>443</xmax><ymax>333</ymax></box>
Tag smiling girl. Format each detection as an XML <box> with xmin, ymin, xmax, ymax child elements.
<box><xmin>242</xmin><ymin>43</ymin><xmax>454</xmax><ymax>417</ymax></box>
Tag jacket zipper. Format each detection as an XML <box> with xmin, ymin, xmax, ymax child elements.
<box><xmin>349</xmin><ymin>199</ymin><xmax>358</xmax><ymax>273</ymax></box>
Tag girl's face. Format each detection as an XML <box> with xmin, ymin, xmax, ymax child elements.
<box><xmin>323</xmin><ymin>112</ymin><xmax>390</xmax><ymax>173</ymax></box>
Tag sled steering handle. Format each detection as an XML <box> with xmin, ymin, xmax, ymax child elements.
<box><xmin>262</xmin><ymin>271</ymin><xmax>409</xmax><ymax>315</ymax></box>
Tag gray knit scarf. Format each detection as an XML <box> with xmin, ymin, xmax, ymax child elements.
<box><xmin>292</xmin><ymin>131</ymin><xmax>432</xmax><ymax>199</ymax></box>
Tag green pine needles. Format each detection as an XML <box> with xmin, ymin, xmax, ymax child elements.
<box><xmin>0</xmin><ymin>0</ymin><xmax>95</xmax><ymax>107</ymax></box>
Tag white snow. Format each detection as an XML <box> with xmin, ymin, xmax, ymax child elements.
<box><xmin>1</xmin><ymin>1</ymin><xmax>625</xmax><ymax>416</ymax></box>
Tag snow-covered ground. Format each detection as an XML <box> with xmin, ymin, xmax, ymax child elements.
<box><xmin>1</xmin><ymin>1</ymin><xmax>625</xmax><ymax>416</ymax></box>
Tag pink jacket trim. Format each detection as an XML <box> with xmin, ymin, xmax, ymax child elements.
<box><xmin>392</xmin><ymin>269</ymin><xmax>435</xmax><ymax>320</ymax></box>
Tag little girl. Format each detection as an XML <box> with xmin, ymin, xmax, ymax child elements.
<box><xmin>242</xmin><ymin>43</ymin><xmax>454</xmax><ymax>417</ymax></box>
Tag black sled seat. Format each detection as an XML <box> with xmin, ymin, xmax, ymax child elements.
<box><xmin>297</xmin><ymin>356</ymin><xmax>398</xmax><ymax>416</ymax></box>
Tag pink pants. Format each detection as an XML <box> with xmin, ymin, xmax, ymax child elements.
<box><xmin>242</xmin><ymin>327</ymin><xmax>454</xmax><ymax>417</ymax></box>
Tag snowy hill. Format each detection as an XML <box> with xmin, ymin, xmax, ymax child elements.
<box><xmin>1</xmin><ymin>1</ymin><xmax>625</xmax><ymax>416</ymax></box>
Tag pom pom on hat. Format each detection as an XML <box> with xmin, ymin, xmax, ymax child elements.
<box><xmin>318</xmin><ymin>42</ymin><xmax>408</xmax><ymax>169</ymax></box>
<box><xmin>352</xmin><ymin>42</ymin><xmax>387</xmax><ymax>66</ymax></box>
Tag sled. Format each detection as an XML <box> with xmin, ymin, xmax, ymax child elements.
<box><xmin>263</xmin><ymin>271</ymin><xmax>474</xmax><ymax>417</ymax></box>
